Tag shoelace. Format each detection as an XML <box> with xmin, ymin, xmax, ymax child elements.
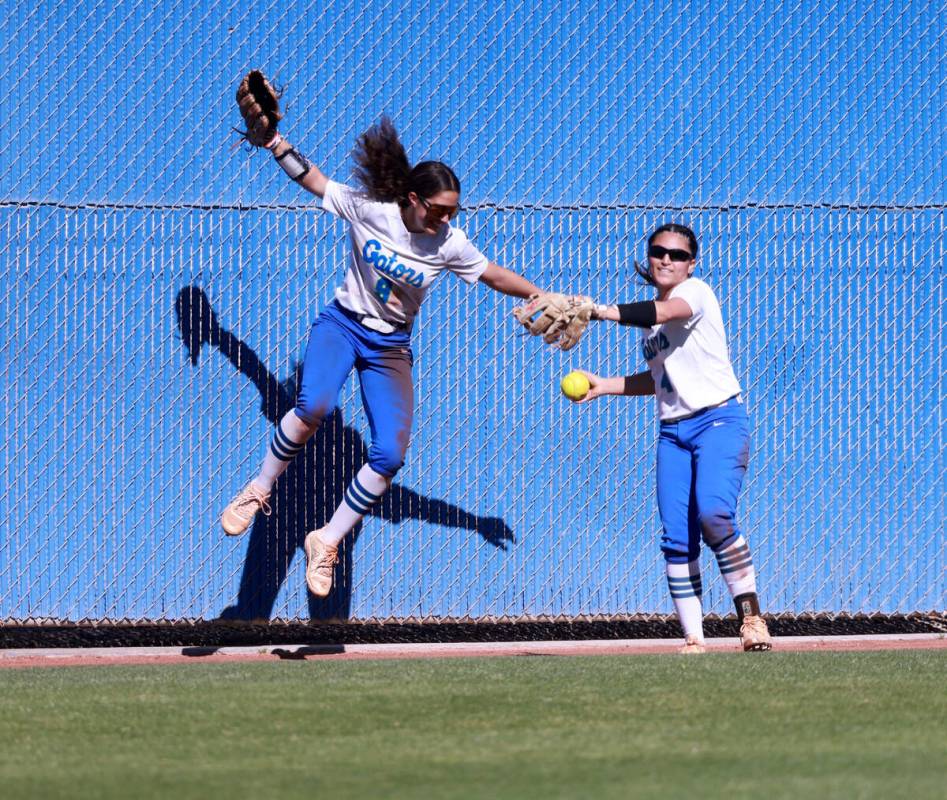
<box><xmin>238</xmin><ymin>487</ymin><xmax>272</xmax><ymax>519</ymax></box>
<box><xmin>316</xmin><ymin>549</ymin><xmax>339</xmax><ymax>573</ymax></box>
<box><xmin>741</xmin><ymin>617</ymin><xmax>767</xmax><ymax>639</ymax></box>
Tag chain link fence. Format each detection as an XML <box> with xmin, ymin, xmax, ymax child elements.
<box><xmin>1</xmin><ymin>1</ymin><xmax>944</xmax><ymax>622</ymax></box>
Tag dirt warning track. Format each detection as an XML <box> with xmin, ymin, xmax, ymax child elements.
<box><xmin>1</xmin><ymin>634</ymin><xmax>944</xmax><ymax>669</ymax></box>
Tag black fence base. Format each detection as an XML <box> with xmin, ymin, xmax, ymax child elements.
<box><xmin>1</xmin><ymin>613</ymin><xmax>944</xmax><ymax>649</ymax></box>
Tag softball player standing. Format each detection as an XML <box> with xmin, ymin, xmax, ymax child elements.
<box><xmin>221</xmin><ymin>117</ymin><xmax>542</xmax><ymax>598</ymax></box>
<box><xmin>576</xmin><ymin>223</ymin><xmax>772</xmax><ymax>653</ymax></box>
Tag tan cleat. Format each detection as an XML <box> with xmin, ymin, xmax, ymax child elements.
<box><xmin>740</xmin><ymin>614</ymin><xmax>773</xmax><ymax>651</ymax></box>
<box><xmin>679</xmin><ymin>635</ymin><xmax>706</xmax><ymax>655</ymax></box>
<box><xmin>304</xmin><ymin>528</ymin><xmax>339</xmax><ymax>597</ymax></box>
<box><xmin>221</xmin><ymin>482</ymin><xmax>272</xmax><ymax>536</ymax></box>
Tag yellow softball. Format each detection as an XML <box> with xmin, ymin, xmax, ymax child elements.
<box><xmin>560</xmin><ymin>371</ymin><xmax>590</xmax><ymax>401</ymax></box>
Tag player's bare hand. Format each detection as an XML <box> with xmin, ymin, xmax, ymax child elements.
<box><xmin>574</xmin><ymin>369</ymin><xmax>605</xmax><ymax>403</ymax></box>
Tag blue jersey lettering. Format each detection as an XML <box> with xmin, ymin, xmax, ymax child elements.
<box><xmin>642</xmin><ymin>331</ymin><xmax>670</xmax><ymax>361</ymax></box>
<box><xmin>363</xmin><ymin>238</ymin><xmax>426</xmax><ymax>289</ymax></box>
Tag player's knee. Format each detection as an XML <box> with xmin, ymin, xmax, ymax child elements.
<box><xmin>368</xmin><ymin>431</ymin><xmax>410</xmax><ymax>478</ymax></box>
<box><xmin>294</xmin><ymin>396</ymin><xmax>332</xmax><ymax>428</ymax></box>
<box><xmin>699</xmin><ymin>509</ymin><xmax>737</xmax><ymax>550</ymax></box>
<box><xmin>367</xmin><ymin>451</ymin><xmax>404</xmax><ymax>478</ymax></box>
<box><xmin>661</xmin><ymin>544</ymin><xmax>699</xmax><ymax>563</ymax></box>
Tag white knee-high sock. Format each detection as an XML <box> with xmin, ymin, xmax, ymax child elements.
<box><xmin>252</xmin><ymin>410</ymin><xmax>313</xmax><ymax>493</ymax></box>
<box><xmin>666</xmin><ymin>560</ymin><xmax>704</xmax><ymax>641</ymax></box>
<box><xmin>319</xmin><ymin>464</ymin><xmax>390</xmax><ymax>547</ymax></box>
<box><xmin>714</xmin><ymin>536</ymin><xmax>757</xmax><ymax>597</ymax></box>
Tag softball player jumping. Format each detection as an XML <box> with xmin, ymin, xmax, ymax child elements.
<box><xmin>576</xmin><ymin>223</ymin><xmax>772</xmax><ymax>653</ymax></box>
<box><xmin>221</xmin><ymin>117</ymin><xmax>542</xmax><ymax>598</ymax></box>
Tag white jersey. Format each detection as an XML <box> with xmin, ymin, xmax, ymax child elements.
<box><xmin>321</xmin><ymin>180</ymin><xmax>489</xmax><ymax>327</ymax></box>
<box><xmin>640</xmin><ymin>277</ymin><xmax>742</xmax><ymax>421</ymax></box>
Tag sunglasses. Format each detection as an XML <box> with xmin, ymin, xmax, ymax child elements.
<box><xmin>418</xmin><ymin>196</ymin><xmax>460</xmax><ymax>221</ymax></box>
<box><xmin>648</xmin><ymin>244</ymin><xmax>693</xmax><ymax>262</ymax></box>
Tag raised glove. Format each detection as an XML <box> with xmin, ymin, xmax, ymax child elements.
<box><xmin>513</xmin><ymin>293</ymin><xmax>595</xmax><ymax>351</ymax></box>
<box><xmin>235</xmin><ymin>70</ymin><xmax>283</xmax><ymax>147</ymax></box>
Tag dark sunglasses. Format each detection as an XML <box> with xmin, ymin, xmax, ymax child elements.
<box><xmin>648</xmin><ymin>244</ymin><xmax>693</xmax><ymax>262</ymax></box>
<box><xmin>418</xmin><ymin>196</ymin><xmax>460</xmax><ymax>221</ymax></box>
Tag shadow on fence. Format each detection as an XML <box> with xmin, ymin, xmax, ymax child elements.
<box><xmin>175</xmin><ymin>287</ymin><xmax>515</xmax><ymax>621</ymax></box>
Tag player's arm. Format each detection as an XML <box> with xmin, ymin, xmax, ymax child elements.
<box><xmin>236</xmin><ymin>73</ymin><xmax>329</xmax><ymax>198</ymax></box>
<box><xmin>265</xmin><ymin>134</ymin><xmax>330</xmax><ymax>198</ymax></box>
<box><xmin>575</xmin><ymin>369</ymin><xmax>655</xmax><ymax>402</ymax></box>
<box><xmin>592</xmin><ymin>298</ymin><xmax>692</xmax><ymax>326</ymax></box>
<box><xmin>478</xmin><ymin>262</ymin><xmax>542</xmax><ymax>298</ymax></box>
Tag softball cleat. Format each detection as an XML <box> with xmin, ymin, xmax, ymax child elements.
<box><xmin>304</xmin><ymin>528</ymin><xmax>339</xmax><ymax>597</ymax></box>
<box><xmin>678</xmin><ymin>635</ymin><xmax>706</xmax><ymax>655</ymax></box>
<box><xmin>221</xmin><ymin>482</ymin><xmax>272</xmax><ymax>536</ymax></box>
<box><xmin>739</xmin><ymin>614</ymin><xmax>773</xmax><ymax>651</ymax></box>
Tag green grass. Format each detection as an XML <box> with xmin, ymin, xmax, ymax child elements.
<box><xmin>1</xmin><ymin>651</ymin><xmax>945</xmax><ymax>799</ymax></box>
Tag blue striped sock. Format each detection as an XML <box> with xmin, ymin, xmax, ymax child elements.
<box><xmin>322</xmin><ymin>465</ymin><xmax>389</xmax><ymax>546</ymax></box>
<box><xmin>714</xmin><ymin>536</ymin><xmax>757</xmax><ymax>597</ymax></box>
<box><xmin>256</xmin><ymin>414</ymin><xmax>311</xmax><ymax>492</ymax></box>
<box><xmin>343</xmin><ymin>474</ymin><xmax>382</xmax><ymax>515</ymax></box>
<box><xmin>666</xmin><ymin>560</ymin><xmax>704</xmax><ymax>640</ymax></box>
<box><xmin>270</xmin><ymin>420</ymin><xmax>306</xmax><ymax>462</ymax></box>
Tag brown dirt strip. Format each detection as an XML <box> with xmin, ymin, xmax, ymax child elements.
<box><xmin>1</xmin><ymin>634</ymin><xmax>944</xmax><ymax>669</ymax></box>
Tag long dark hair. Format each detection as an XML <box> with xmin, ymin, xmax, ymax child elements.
<box><xmin>352</xmin><ymin>116</ymin><xmax>460</xmax><ymax>206</ymax></box>
<box><xmin>633</xmin><ymin>222</ymin><xmax>699</xmax><ymax>285</ymax></box>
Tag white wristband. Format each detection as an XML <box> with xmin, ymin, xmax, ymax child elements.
<box><xmin>264</xmin><ymin>132</ymin><xmax>282</xmax><ymax>151</ymax></box>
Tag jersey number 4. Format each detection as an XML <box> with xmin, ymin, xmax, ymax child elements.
<box><xmin>659</xmin><ymin>368</ymin><xmax>673</xmax><ymax>394</ymax></box>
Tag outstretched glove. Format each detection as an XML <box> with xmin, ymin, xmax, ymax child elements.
<box><xmin>235</xmin><ymin>69</ymin><xmax>283</xmax><ymax>147</ymax></box>
<box><xmin>513</xmin><ymin>293</ymin><xmax>595</xmax><ymax>351</ymax></box>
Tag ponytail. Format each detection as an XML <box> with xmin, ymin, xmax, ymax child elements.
<box><xmin>352</xmin><ymin>116</ymin><xmax>411</xmax><ymax>202</ymax></box>
<box><xmin>352</xmin><ymin>117</ymin><xmax>461</xmax><ymax>205</ymax></box>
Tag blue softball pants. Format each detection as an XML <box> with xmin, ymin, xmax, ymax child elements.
<box><xmin>295</xmin><ymin>301</ymin><xmax>414</xmax><ymax>478</ymax></box>
<box><xmin>656</xmin><ymin>396</ymin><xmax>750</xmax><ymax>564</ymax></box>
